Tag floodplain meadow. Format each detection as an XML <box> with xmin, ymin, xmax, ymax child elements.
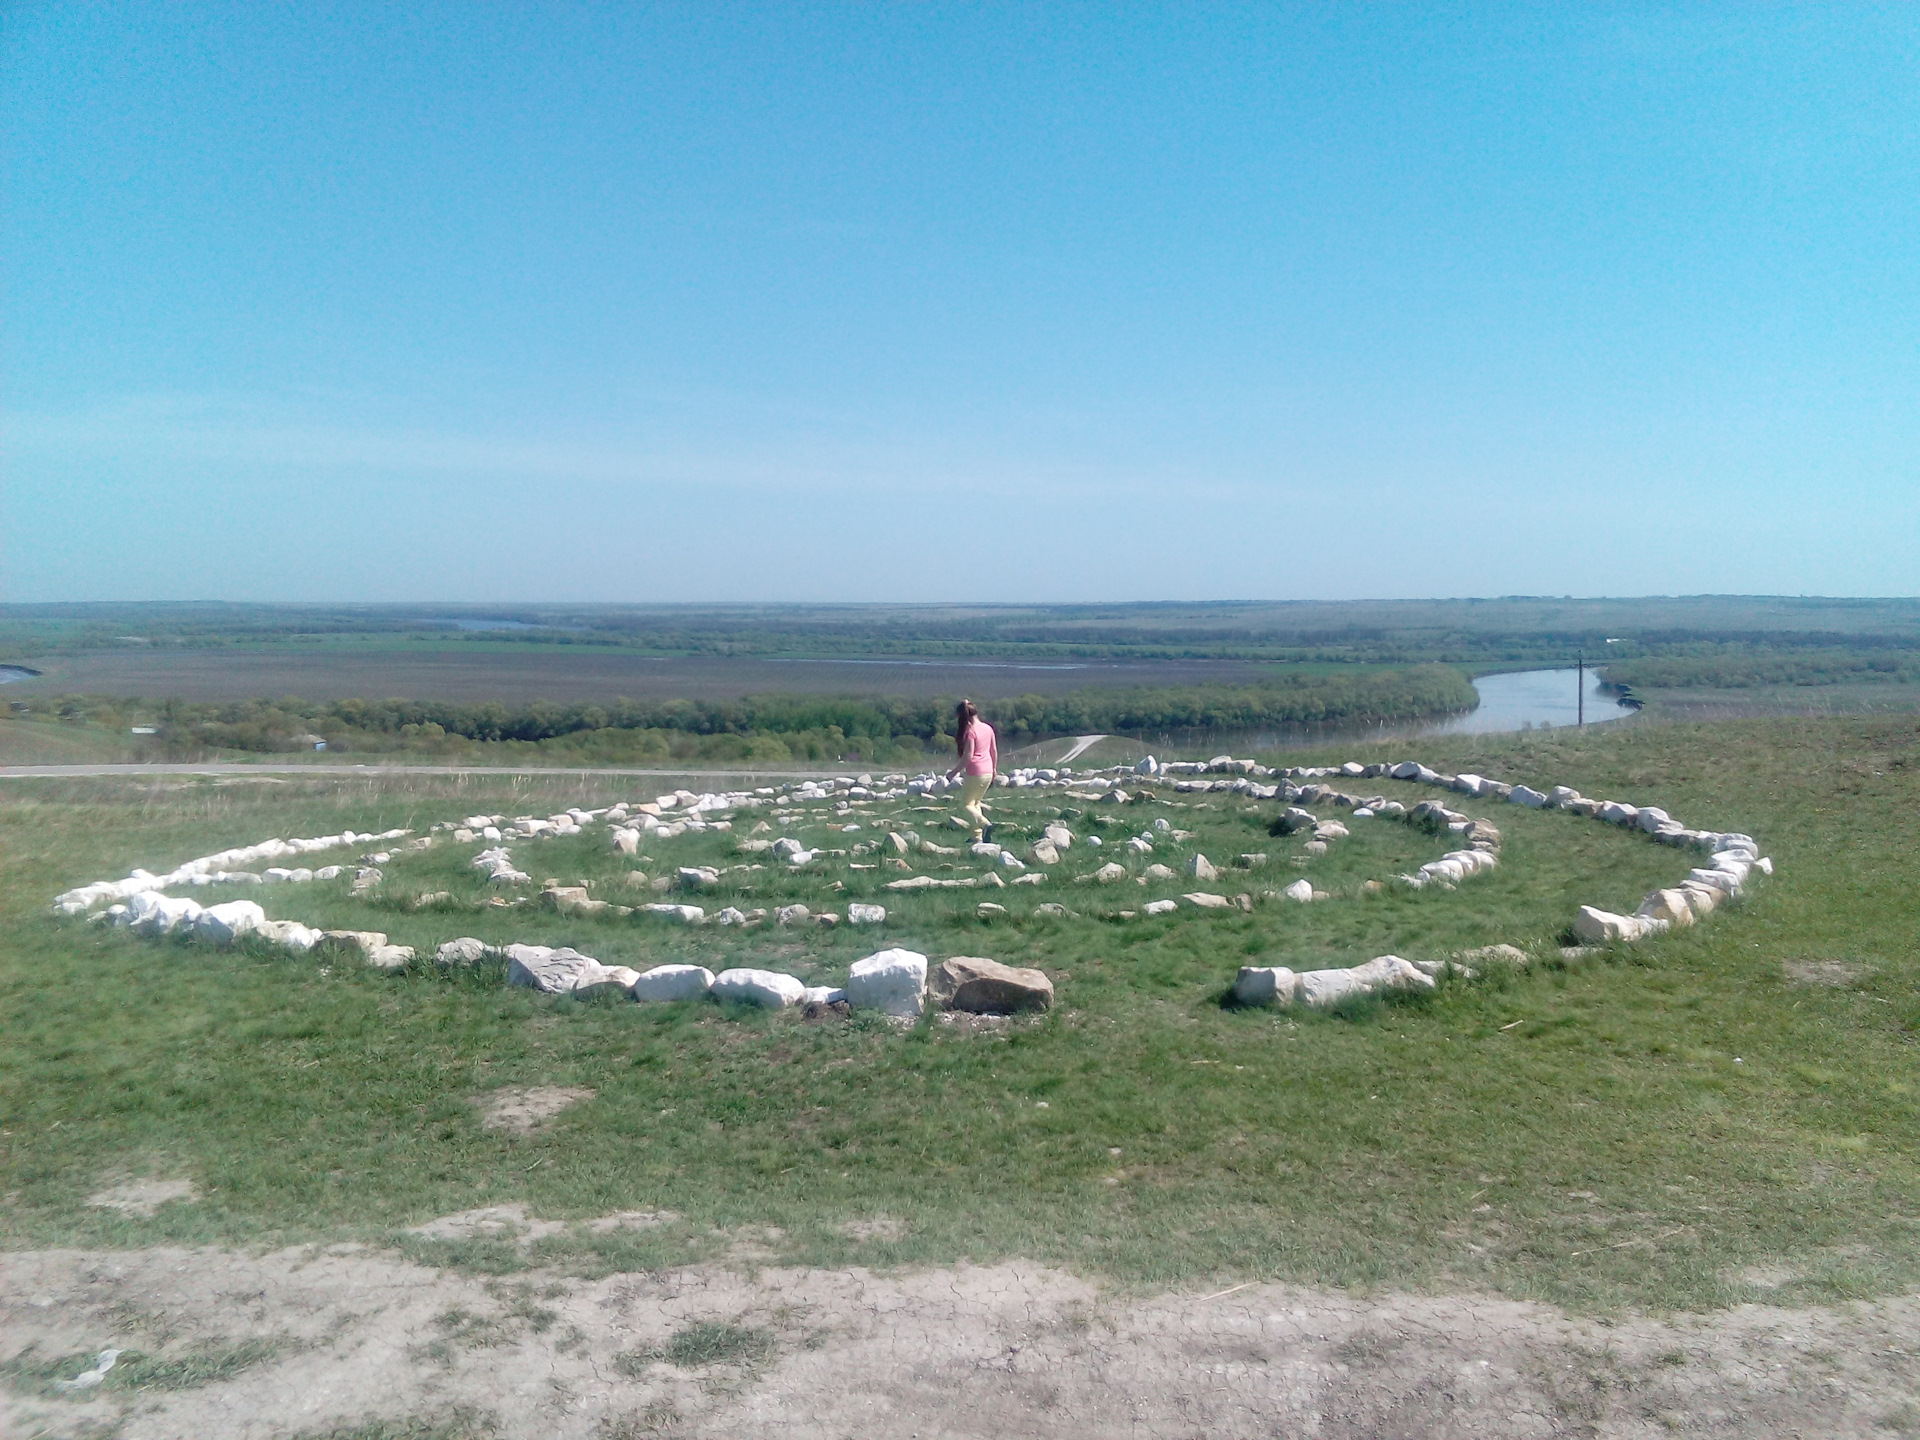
<box><xmin>1</xmin><ymin>715</ymin><xmax>1916</xmax><ymax>1316</ymax></box>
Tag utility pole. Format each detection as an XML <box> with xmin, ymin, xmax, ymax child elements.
<box><xmin>1577</xmin><ymin>649</ymin><xmax>1585</xmax><ymax>727</ymax></box>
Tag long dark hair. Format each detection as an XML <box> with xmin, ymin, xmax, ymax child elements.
<box><xmin>954</xmin><ymin>698</ymin><xmax>978</xmax><ymax>760</ymax></box>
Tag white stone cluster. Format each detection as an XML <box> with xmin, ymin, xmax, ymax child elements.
<box><xmin>467</xmin><ymin>940</ymin><xmax>932</xmax><ymax>1018</ymax></box>
<box><xmin>53</xmin><ymin>827</ymin><xmax>406</xmax><ymax>916</ymax></box>
<box><xmin>51</xmin><ymin>750</ymin><xmax>1769</xmax><ymax>1024</ymax></box>
<box><xmin>1230</xmin><ymin>758</ymin><xmax>1773</xmax><ymax>1007</ymax></box>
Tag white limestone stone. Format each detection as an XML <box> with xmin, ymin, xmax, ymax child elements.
<box><xmin>1233</xmin><ymin>966</ymin><xmax>1298</xmax><ymax>1005</ymax></box>
<box><xmin>505</xmin><ymin>944</ymin><xmax>625</xmax><ymax>994</ymax></box>
<box><xmin>642</xmin><ymin>903</ymin><xmax>705</xmax><ymax>924</ymax></box>
<box><xmin>1636</xmin><ymin>889</ymin><xmax>1697</xmax><ymax>927</ymax></box>
<box><xmin>1296</xmin><ymin>955</ymin><xmax>1435</xmax><ymax>1007</ymax></box>
<box><xmin>126</xmin><ymin>892</ymin><xmax>204</xmax><ymax>935</ymax></box>
<box><xmin>847</xmin><ymin>903</ymin><xmax>887</xmax><ymax>925</ymax></box>
<box><xmin>250</xmin><ymin>919</ymin><xmax>318</xmax><ymax>951</ymax></box>
<box><xmin>193</xmin><ymin>900</ymin><xmax>266</xmax><ymax>946</ymax></box>
<box><xmin>710</xmin><ymin>968</ymin><xmax>807</xmax><ymax>1008</ymax></box>
<box><xmin>846</xmin><ymin>947</ymin><xmax>929</xmax><ymax>1017</ymax></box>
<box><xmin>631</xmin><ymin>964</ymin><xmax>716</xmax><ymax>1002</ymax></box>
<box><xmin>1573</xmin><ymin>906</ymin><xmax>1663</xmax><ymax>943</ymax></box>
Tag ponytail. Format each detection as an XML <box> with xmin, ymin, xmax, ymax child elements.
<box><xmin>954</xmin><ymin>699</ymin><xmax>978</xmax><ymax>761</ymax></box>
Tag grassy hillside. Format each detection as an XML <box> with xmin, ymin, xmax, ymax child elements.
<box><xmin>2</xmin><ymin>715</ymin><xmax>1916</xmax><ymax>1316</ymax></box>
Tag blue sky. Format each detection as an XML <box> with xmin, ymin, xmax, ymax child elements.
<box><xmin>6</xmin><ymin>3</ymin><xmax>1916</xmax><ymax>603</ymax></box>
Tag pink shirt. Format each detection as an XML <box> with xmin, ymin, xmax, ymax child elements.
<box><xmin>960</xmin><ymin>719</ymin><xmax>998</xmax><ymax>776</ymax></box>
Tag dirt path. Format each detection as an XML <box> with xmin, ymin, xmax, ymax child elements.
<box><xmin>1056</xmin><ymin>734</ymin><xmax>1110</xmax><ymax>764</ymax></box>
<box><xmin>5</xmin><ymin>1239</ymin><xmax>1917</xmax><ymax>1439</ymax></box>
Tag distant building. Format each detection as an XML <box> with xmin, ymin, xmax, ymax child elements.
<box><xmin>129</xmin><ymin>725</ymin><xmax>158</xmax><ymax>735</ymax></box>
<box><xmin>292</xmin><ymin>733</ymin><xmax>328</xmax><ymax>751</ymax></box>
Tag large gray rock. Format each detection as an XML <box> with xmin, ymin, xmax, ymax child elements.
<box><xmin>1029</xmin><ymin>840</ymin><xmax>1061</xmax><ymax>867</ymax></box>
<box><xmin>1272</xmin><ymin>807</ymin><xmax>1318</xmax><ymax>835</ymax></box>
<box><xmin>710</xmin><ymin>968</ymin><xmax>807</xmax><ymax>1008</ymax></box>
<box><xmin>631</xmin><ymin>964</ymin><xmax>715</xmax><ymax>1001</ymax></box>
<box><xmin>846</xmin><ymin>948</ymin><xmax>929</xmax><ymax>1017</ymax></box>
<box><xmin>1508</xmin><ymin>785</ymin><xmax>1548</xmax><ymax>808</ymax></box>
<box><xmin>505</xmin><ymin>944</ymin><xmax>627</xmax><ymax>994</ymax></box>
<box><xmin>932</xmin><ymin>956</ymin><xmax>1053</xmax><ymax>1014</ymax></box>
<box><xmin>1187</xmin><ymin>853</ymin><xmax>1218</xmax><ymax>881</ymax></box>
<box><xmin>436</xmin><ymin>937</ymin><xmax>495</xmax><ymax>965</ymax></box>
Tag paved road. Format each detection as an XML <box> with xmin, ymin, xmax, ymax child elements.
<box><xmin>0</xmin><ymin>762</ymin><xmax>854</xmax><ymax>781</ymax></box>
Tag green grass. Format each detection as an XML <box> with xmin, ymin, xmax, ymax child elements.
<box><xmin>2</xmin><ymin>718</ymin><xmax>1918</xmax><ymax>1317</ymax></box>
<box><xmin>0</xmin><ymin>1338</ymin><xmax>286</xmax><ymax>1398</ymax></box>
<box><xmin>615</xmin><ymin>1321</ymin><xmax>776</xmax><ymax>1375</ymax></box>
<box><xmin>0</xmin><ymin>716</ymin><xmax>147</xmax><ymax>765</ymax></box>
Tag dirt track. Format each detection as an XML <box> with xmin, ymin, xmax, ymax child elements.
<box><xmin>5</xmin><ymin>1237</ymin><xmax>1917</xmax><ymax>1438</ymax></box>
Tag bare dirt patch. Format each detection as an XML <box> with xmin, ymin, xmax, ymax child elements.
<box><xmin>406</xmin><ymin>1204</ymin><xmax>572</xmax><ymax>1245</ymax></box>
<box><xmin>470</xmin><ymin>1085</ymin><xmax>595</xmax><ymax>1135</ymax></box>
<box><xmin>837</xmin><ymin>1216</ymin><xmax>909</xmax><ymax>1242</ymax></box>
<box><xmin>1784</xmin><ymin>958</ymin><xmax>1871</xmax><ymax>987</ymax></box>
<box><xmin>4</xmin><ymin>1244</ymin><xmax>1919</xmax><ymax>1439</ymax></box>
<box><xmin>83</xmin><ymin>1179</ymin><xmax>198</xmax><ymax>1217</ymax></box>
<box><xmin>1733</xmin><ymin>1263</ymin><xmax>1806</xmax><ymax>1290</ymax></box>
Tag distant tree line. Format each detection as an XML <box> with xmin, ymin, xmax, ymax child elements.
<box><xmin>1604</xmin><ymin>648</ymin><xmax>1920</xmax><ymax>691</ymax></box>
<box><xmin>18</xmin><ymin>664</ymin><xmax>1476</xmax><ymax>760</ymax></box>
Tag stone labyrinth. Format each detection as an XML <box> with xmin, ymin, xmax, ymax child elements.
<box><xmin>55</xmin><ymin>756</ymin><xmax>1771</xmax><ymax>1022</ymax></box>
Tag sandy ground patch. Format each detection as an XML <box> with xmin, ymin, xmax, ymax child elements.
<box><xmin>82</xmin><ymin>1180</ymin><xmax>199</xmax><ymax>1218</ymax></box>
<box><xmin>1783</xmin><ymin>958</ymin><xmax>1872</xmax><ymax>987</ymax></box>
<box><xmin>470</xmin><ymin>1085</ymin><xmax>596</xmax><ymax>1135</ymax></box>
<box><xmin>4</xmin><ymin>1235</ymin><xmax>1919</xmax><ymax>1438</ymax></box>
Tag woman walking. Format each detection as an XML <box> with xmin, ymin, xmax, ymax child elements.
<box><xmin>946</xmin><ymin>699</ymin><xmax>998</xmax><ymax>842</ymax></box>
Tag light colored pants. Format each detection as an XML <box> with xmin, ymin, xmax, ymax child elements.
<box><xmin>955</xmin><ymin>772</ymin><xmax>992</xmax><ymax>837</ymax></box>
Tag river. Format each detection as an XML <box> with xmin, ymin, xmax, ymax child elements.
<box><xmin>1134</xmin><ymin>667</ymin><xmax>1634</xmax><ymax>754</ymax></box>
